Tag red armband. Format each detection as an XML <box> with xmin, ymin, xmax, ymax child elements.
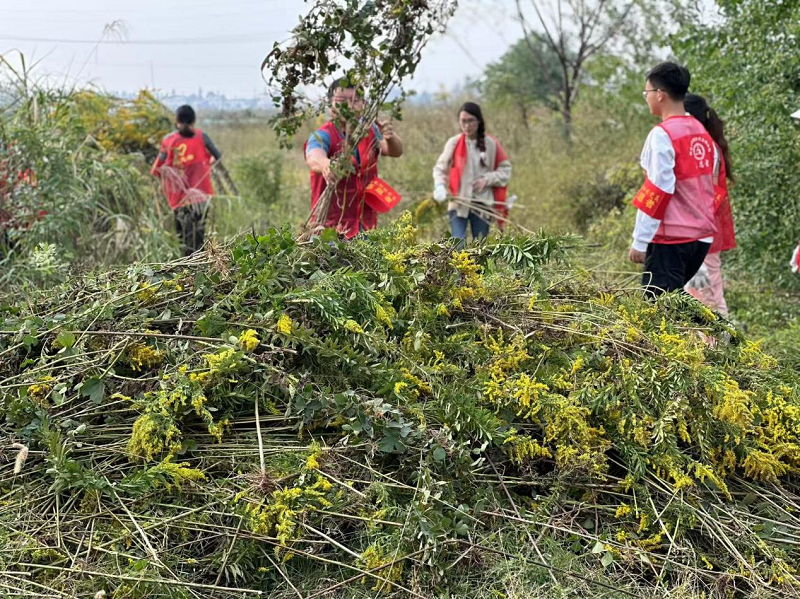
<box><xmin>632</xmin><ymin>177</ymin><xmax>672</xmax><ymax>219</ymax></box>
<box><xmin>364</xmin><ymin>178</ymin><xmax>402</xmax><ymax>213</ymax></box>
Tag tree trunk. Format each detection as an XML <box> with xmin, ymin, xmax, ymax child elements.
<box><xmin>562</xmin><ymin>96</ymin><xmax>573</xmax><ymax>145</ymax></box>
<box><xmin>520</xmin><ymin>103</ymin><xmax>530</xmax><ymax>130</ymax></box>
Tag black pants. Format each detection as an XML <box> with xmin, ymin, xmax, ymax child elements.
<box><xmin>174</xmin><ymin>202</ymin><xmax>208</xmax><ymax>256</ymax></box>
<box><xmin>642</xmin><ymin>240</ymin><xmax>711</xmax><ymax>298</ymax></box>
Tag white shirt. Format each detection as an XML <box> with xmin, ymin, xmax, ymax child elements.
<box><xmin>433</xmin><ymin>135</ymin><xmax>512</xmax><ymax>220</ymax></box>
<box><xmin>631</xmin><ymin>125</ymin><xmax>716</xmax><ymax>252</ymax></box>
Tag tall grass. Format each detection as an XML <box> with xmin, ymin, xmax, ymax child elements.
<box><xmin>0</xmin><ymin>59</ymin><xmax>177</xmax><ymax>284</ymax></box>
<box><xmin>205</xmin><ymin>95</ymin><xmax>652</xmax><ymax>241</ymax></box>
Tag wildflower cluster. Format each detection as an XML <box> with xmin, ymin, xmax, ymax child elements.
<box><xmin>238</xmin><ymin>329</ymin><xmax>260</xmax><ymax>352</ymax></box>
<box><xmin>450</xmin><ymin>250</ymin><xmax>487</xmax><ymax>306</ymax></box>
<box><xmin>125</xmin><ymin>342</ymin><xmax>164</xmax><ymax>371</ymax></box>
<box><xmin>26</xmin><ymin>376</ymin><xmax>55</xmax><ymax>406</ymax></box>
<box><xmin>276</xmin><ymin>314</ymin><xmax>293</xmax><ymax>335</ymax></box>
<box><xmin>242</xmin><ymin>476</ymin><xmax>334</xmax><ymax>553</ymax></box>
<box><xmin>359</xmin><ymin>544</ymin><xmax>404</xmax><ymax>592</ymax></box>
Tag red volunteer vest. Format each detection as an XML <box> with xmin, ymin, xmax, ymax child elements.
<box><xmin>794</xmin><ymin>243</ymin><xmax>800</xmax><ymax>272</ymax></box>
<box><xmin>1</xmin><ymin>152</ymin><xmax>41</xmax><ymax>231</ymax></box>
<box><xmin>633</xmin><ymin>116</ymin><xmax>716</xmax><ymax>244</ymax></box>
<box><xmin>158</xmin><ymin>129</ymin><xmax>214</xmax><ymax>210</ymax></box>
<box><xmin>448</xmin><ymin>134</ymin><xmax>509</xmax><ymax>228</ymax></box>
<box><xmin>305</xmin><ymin>121</ymin><xmax>379</xmax><ymax>239</ymax></box>
<box><xmin>709</xmin><ymin>146</ymin><xmax>736</xmax><ymax>253</ymax></box>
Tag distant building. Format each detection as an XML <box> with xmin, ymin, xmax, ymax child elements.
<box><xmin>109</xmin><ymin>89</ymin><xmax>273</xmax><ymax>112</ymax></box>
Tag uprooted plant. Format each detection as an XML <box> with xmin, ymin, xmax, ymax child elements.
<box><xmin>2</xmin><ymin>215</ymin><xmax>800</xmax><ymax>597</ymax></box>
<box><xmin>262</xmin><ymin>0</ymin><xmax>458</xmax><ymax>236</ymax></box>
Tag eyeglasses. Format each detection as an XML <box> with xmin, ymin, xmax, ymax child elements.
<box><xmin>331</xmin><ymin>96</ymin><xmax>364</xmax><ymax>106</ymax></box>
<box><xmin>459</xmin><ymin>118</ymin><xmax>478</xmax><ymax>125</ymax></box>
<box><xmin>642</xmin><ymin>89</ymin><xmax>661</xmax><ymax>99</ymax></box>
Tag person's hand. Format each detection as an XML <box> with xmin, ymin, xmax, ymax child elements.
<box><xmin>433</xmin><ymin>184</ymin><xmax>447</xmax><ymax>203</ymax></box>
<box><xmin>791</xmin><ymin>242</ymin><xmax>800</xmax><ymax>274</ymax></box>
<box><xmin>628</xmin><ymin>247</ymin><xmax>646</xmax><ymax>264</ymax></box>
<box><xmin>321</xmin><ymin>159</ymin><xmax>336</xmax><ymax>185</ymax></box>
<box><xmin>687</xmin><ymin>263</ymin><xmax>711</xmax><ymax>290</ymax></box>
<box><xmin>377</xmin><ymin>119</ymin><xmax>394</xmax><ymax>142</ymax></box>
<box><xmin>472</xmin><ymin>177</ymin><xmax>488</xmax><ymax>193</ymax></box>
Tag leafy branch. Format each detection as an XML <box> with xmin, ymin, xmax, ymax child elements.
<box><xmin>262</xmin><ymin>0</ymin><xmax>459</xmax><ymax>234</ymax></box>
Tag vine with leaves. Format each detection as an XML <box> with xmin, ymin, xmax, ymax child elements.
<box><xmin>262</xmin><ymin>0</ymin><xmax>458</xmax><ymax>236</ymax></box>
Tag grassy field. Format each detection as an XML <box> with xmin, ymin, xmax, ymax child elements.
<box><xmin>3</xmin><ymin>86</ymin><xmax>800</xmax><ymax>598</ymax></box>
<box><xmin>202</xmin><ymin>98</ymin><xmax>649</xmax><ymax>239</ymax></box>
<box><xmin>201</xmin><ymin>100</ymin><xmax>800</xmax><ymax>355</ymax></box>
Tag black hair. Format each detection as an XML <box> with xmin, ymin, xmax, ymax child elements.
<box><xmin>327</xmin><ymin>77</ymin><xmax>359</xmax><ymax>101</ymax></box>
<box><xmin>175</xmin><ymin>105</ymin><xmax>196</xmax><ymax>136</ymax></box>
<box><xmin>685</xmin><ymin>93</ymin><xmax>734</xmax><ymax>182</ymax></box>
<box><xmin>458</xmin><ymin>102</ymin><xmax>487</xmax><ymax>163</ymax></box>
<box><xmin>646</xmin><ymin>62</ymin><xmax>691</xmax><ymax>101</ymax></box>
<box><xmin>176</xmin><ymin>105</ymin><xmax>196</xmax><ymax>125</ymax></box>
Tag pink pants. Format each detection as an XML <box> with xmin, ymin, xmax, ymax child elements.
<box><xmin>687</xmin><ymin>252</ymin><xmax>728</xmax><ymax>316</ymax></box>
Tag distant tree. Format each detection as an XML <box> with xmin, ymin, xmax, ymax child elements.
<box><xmin>482</xmin><ymin>34</ymin><xmax>563</xmax><ymax>128</ymax></box>
<box><xmin>675</xmin><ymin>0</ymin><xmax>800</xmax><ymax>285</ymax></box>
<box><xmin>514</xmin><ymin>0</ymin><xmax>638</xmax><ymax>141</ymax></box>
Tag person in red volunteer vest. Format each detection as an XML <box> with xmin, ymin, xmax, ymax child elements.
<box><xmin>151</xmin><ymin>105</ymin><xmax>221</xmax><ymax>256</ymax></box>
<box><xmin>683</xmin><ymin>94</ymin><xmax>736</xmax><ymax>315</ymax></box>
<box><xmin>304</xmin><ymin>79</ymin><xmax>404</xmax><ymax>239</ymax></box>
<box><xmin>629</xmin><ymin>62</ymin><xmax>717</xmax><ymax>297</ymax></box>
<box><xmin>432</xmin><ymin>102</ymin><xmax>511</xmax><ymax>245</ymax></box>
<box><xmin>1</xmin><ymin>142</ymin><xmax>40</xmax><ymax>255</ymax></box>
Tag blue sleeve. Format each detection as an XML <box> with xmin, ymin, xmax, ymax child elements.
<box><xmin>306</xmin><ymin>129</ymin><xmax>332</xmax><ymax>156</ymax></box>
<box><xmin>372</xmin><ymin>123</ymin><xmax>384</xmax><ymax>142</ymax></box>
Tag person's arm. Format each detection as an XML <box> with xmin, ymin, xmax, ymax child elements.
<box><xmin>150</xmin><ymin>136</ymin><xmax>169</xmax><ymax>179</ymax></box>
<box><xmin>202</xmin><ymin>132</ymin><xmax>222</xmax><ymax>165</ymax></box>
<box><xmin>629</xmin><ymin>127</ymin><xmax>675</xmax><ymax>263</ymax></box>
<box><xmin>432</xmin><ymin>138</ymin><xmax>459</xmax><ymax>202</ymax></box>
<box><xmin>305</xmin><ymin>129</ymin><xmax>335</xmax><ymax>184</ymax></box>
<box><xmin>151</xmin><ymin>144</ymin><xmax>168</xmax><ymax>178</ymax></box>
<box><xmin>474</xmin><ymin>138</ymin><xmax>511</xmax><ymax>193</ymax></box>
<box><xmin>480</xmin><ymin>159</ymin><xmax>512</xmax><ymax>189</ymax></box>
<box><xmin>432</xmin><ymin>137</ymin><xmax>457</xmax><ymax>189</ymax></box>
<box><xmin>377</xmin><ymin>120</ymin><xmax>403</xmax><ymax>157</ymax></box>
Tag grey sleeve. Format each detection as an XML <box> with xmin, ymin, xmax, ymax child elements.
<box><xmin>202</xmin><ymin>132</ymin><xmax>222</xmax><ymax>161</ymax></box>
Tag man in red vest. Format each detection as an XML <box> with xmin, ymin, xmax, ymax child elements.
<box><xmin>304</xmin><ymin>79</ymin><xmax>404</xmax><ymax>238</ymax></box>
<box><xmin>151</xmin><ymin>105</ymin><xmax>221</xmax><ymax>256</ymax></box>
<box><xmin>629</xmin><ymin>62</ymin><xmax>717</xmax><ymax>297</ymax></box>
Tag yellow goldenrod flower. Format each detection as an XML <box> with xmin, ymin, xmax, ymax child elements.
<box><xmin>277</xmin><ymin>314</ymin><xmax>293</xmax><ymax>335</ymax></box>
<box><xmin>344</xmin><ymin>319</ymin><xmax>364</xmax><ymax>334</ymax></box>
<box><xmin>238</xmin><ymin>329</ymin><xmax>260</xmax><ymax>352</ymax></box>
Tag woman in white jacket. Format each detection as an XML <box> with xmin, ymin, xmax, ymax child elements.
<box><xmin>432</xmin><ymin>102</ymin><xmax>512</xmax><ymax>244</ymax></box>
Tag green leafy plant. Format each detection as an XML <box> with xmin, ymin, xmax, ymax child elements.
<box><xmin>1</xmin><ymin>214</ymin><xmax>799</xmax><ymax>597</ymax></box>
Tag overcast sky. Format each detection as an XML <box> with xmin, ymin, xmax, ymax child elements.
<box><xmin>0</xmin><ymin>0</ymin><xmax>527</xmax><ymax>98</ymax></box>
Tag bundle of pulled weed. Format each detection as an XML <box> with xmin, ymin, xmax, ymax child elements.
<box><xmin>1</xmin><ymin>214</ymin><xmax>800</xmax><ymax>598</ymax></box>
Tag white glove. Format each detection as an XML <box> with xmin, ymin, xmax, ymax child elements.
<box><xmin>433</xmin><ymin>184</ymin><xmax>447</xmax><ymax>203</ymax></box>
<box><xmin>686</xmin><ymin>263</ymin><xmax>711</xmax><ymax>291</ymax></box>
<box><xmin>791</xmin><ymin>243</ymin><xmax>800</xmax><ymax>274</ymax></box>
